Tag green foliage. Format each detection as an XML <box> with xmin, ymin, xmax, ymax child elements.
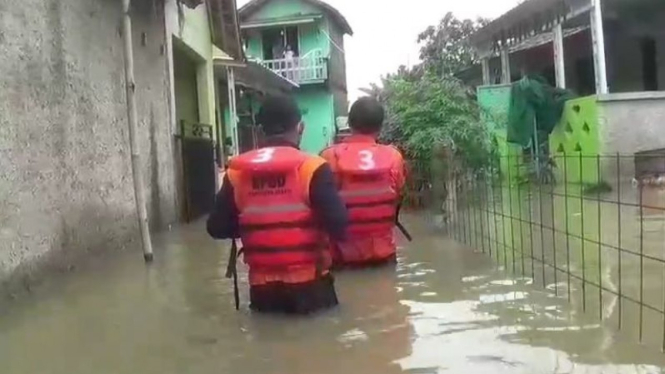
<box><xmin>417</xmin><ymin>12</ymin><xmax>490</xmax><ymax>76</ymax></box>
<box><xmin>377</xmin><ymin>72</ymin><xmax>494</xmax><ymax>169</ymax></box>
<box><xmin>361</xmin><ymin>13</ymin><xmax>496</xmax><ymax>170</ymax></box>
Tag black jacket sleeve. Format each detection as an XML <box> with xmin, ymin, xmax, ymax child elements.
<box><xmin>309</xmin><ymin>163</ymin><xmax>349</xmax><ymax>241</ymax></box>
<box><xmin>206</xmin><ymin>174</ymin><xmax>239</xmax><ymax>239</ymax></box>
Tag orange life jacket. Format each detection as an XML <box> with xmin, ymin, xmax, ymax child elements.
<box><xmin>227</xmin><ymin>147</ymin><xmax>331</xmax><ymax>286</ymax></box>
<box><xmin>323</xmin><ymin>141</ymin><xmax>403</xmax><ymax>264</ymax></box>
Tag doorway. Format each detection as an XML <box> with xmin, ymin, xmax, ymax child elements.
<box><xmin>173</xmin><ymin>41</ymin><xmax>216</xmax><ymax>222</ymax></box>
<box><xmin>261</xmin><ymin>26</ymin><xmax>300</xmax><ymax>60</ymax></box>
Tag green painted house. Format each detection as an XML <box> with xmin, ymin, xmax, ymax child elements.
<box><xmin>238</xmin><ymin>0</ymin><xmax>353</xmax><ymax>154</ymax></box>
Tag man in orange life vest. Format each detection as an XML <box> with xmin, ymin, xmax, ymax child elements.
<box><xmin>321</xmin><ymin>97</ymin><xmax>406</xmax><ymax>268</ymax></box>
<box><xmin>207</xmin><ymin>95</ymin><xmax>349</xmax><ymax>314</ymax></box>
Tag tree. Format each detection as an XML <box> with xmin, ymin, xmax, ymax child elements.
<box><xmin>378</xmin><ymin>73</ymin><xmax>493</xmax><ymax>168</ymax></box>
<box><xmin>358</xmin><ymin>13</ymin><xmax>496</xmax><ymax>170</ymax></box>
<box><xmin>417</xmin><ymin>12</ymin><xmax>490</xmax><ymax>76</ymax></box>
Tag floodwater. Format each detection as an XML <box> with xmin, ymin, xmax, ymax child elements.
<box><xmin>449</xmin><ymin>178</ymin><xmax>665</xmax><ymax>356</ymax></box>
<box><xmin>2</xmin><ymin>214</ymin><xmax>665</xmax><ymax>374</ymax></box>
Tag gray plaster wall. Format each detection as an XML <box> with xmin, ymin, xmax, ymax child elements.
<box><xmin>0</xmin><ymin>0</ymin><xmax>177</xmax><ymax>290</ymax></box>
<box><xmin>599</xmin><ymin>94</ymin><xmax>665</xmax><ymax>180</ymax></box>
<box><xmin>600</xmin><ymin>94</ymin><xmax>665</xmax><ymax>155</ymax></box>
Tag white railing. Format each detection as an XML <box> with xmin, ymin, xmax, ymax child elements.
<box><xmin>260</xmin><ymin>51</ymin><xmax>328</xmax><ymax>84</ymax></box>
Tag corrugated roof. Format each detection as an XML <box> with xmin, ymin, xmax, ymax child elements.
<box><xmin>239</xmin><ymin>0</ymin><xmax>353</xmax><ymax>35</ymax></box>
<box><xmin>508</xmin><ymin>25</ymin><xmax>588</xmax><ymax>53</ymax></box>
<box><xmin>207</xmin><ymin>0</ymin><xmax>245</xmax><ymax>61</ymax></box>
<box><xmin>469</xmin><ymin>0</ymin><xmax>592</xmax><ymax>50</ymax></box>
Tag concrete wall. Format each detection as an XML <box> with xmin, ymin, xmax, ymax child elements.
<box><xmin>594</xmin><ymin>93</ymin><xmax>665</xmax><ymax>181</ymax></box>
<box><xmin>296</xmin><ymin>86</ymin><xmax>334</xmax><ymax>154</ymax></box>
<box><xmin>328</xmin><ymin>18</ymin><xmax>348</xmax><ymax>117</ymax></box>
<box><xmin>164</xmin><ymin>0</ymin><xmax>217</xmax><ymax>131</ymax></box>
<box><xmin>0</xmin><ymin>0</ymin><xmax>176</xmax><ymax>289</ymax></box>
<box><xmin>599</xmin><ymin>93</ymin><xmax>665</xmax><ymax>155</ymax></box>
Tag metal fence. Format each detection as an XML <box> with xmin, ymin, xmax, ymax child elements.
<box><xmin>419</xmin><ymin>152</ymin><xmax>665</xmax><ymax>351</ymax></box>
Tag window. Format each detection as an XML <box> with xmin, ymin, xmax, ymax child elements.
<box><xmin>641</xmin><ymin>37</ymin><xmax>658</xmax><ymax>91</ymax></box>
<box><xmin>575</xmin><ymin>57</ymin><xmax>595</xmax><ymax>96</ymax></box>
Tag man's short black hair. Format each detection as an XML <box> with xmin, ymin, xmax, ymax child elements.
<box><xmin>348</xmin><ymin>97</ymin><xmax>385</xmax><ymax>135</ymax></box>
<box><xmin>256</xmin><ymin>95</ymin><xmax>302</xmax><ymax>136</ymax></box>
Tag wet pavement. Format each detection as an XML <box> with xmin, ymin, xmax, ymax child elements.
<box><xmin>2</xmin><ymin>214</ymin><xmax>665</xmax><ymax>374</ymax></box>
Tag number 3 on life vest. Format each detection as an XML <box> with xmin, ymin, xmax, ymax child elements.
<box><xmin>251</xmin><ymin>148</ymin><xmax>276</xmax><ymax>163</ymax></box>
<box><xmin>358</xmin><ymin>150</ymin><xmax>375</xmax><ymax>170</ymax></box>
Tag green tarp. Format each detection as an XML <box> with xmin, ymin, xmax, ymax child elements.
<box><xmin>507</xmin><ymin>76</ymin><xmax>576</xmax><ymax>148</ymax></box>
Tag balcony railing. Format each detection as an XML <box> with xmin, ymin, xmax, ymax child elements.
<box><xmin>259</xmin><ymin>51</ymin><xmax>328</xmax><ymax>84</ymax></box>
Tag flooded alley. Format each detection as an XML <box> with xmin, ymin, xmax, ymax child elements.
<box><xmin>2</xmin><ymin>214</ymin><xmax>665</xmax><ymax>374</ymax></box>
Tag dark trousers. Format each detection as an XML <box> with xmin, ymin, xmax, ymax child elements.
<box><xmin>249</xmin><ymin>273</ymin><xmax>339</xmax><ymax>315</ymax></box>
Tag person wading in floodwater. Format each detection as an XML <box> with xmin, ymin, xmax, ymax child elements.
<box><xmin>321</xmin><ymin>97</ymin><xmax>407</xmax><ymax>269</ymax></box>
<box><xmin>207</xmin><ymin>95</ymin><xmax>348</xmax><ymax>314</ymax></box>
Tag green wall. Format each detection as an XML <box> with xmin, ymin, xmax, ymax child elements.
<box><xmin>245</xmin><ymin>0</ymin><xmax>321</xmax><ymax>21</ymax></box>
<box><xmin>168</xmin><ymin>4</ymin><xmax>216</xmax><ymax>126</ymax></box>
<box><xmin>549</xmin><ymin>96</ymin><xmax>601</xmax><ymax>184</ymax></box>
<box><xmin>246</xmin><ymin>33</ymin><xmax>263</xmax><ymax>60</ymax></box>
<box><xmin>244</xmin><ymin>21</ymin><xmax>326</xmax><ymax>61</ymax></box>
<box><xmin>240</xmin><ymin>0</ymin><xmax>343</xmax><ymax>155</ymax></box>
<box><xmin>242</xmin><ymin>0</ymin><xmax>331</xmax><ymax>60</ymax></box>
<box><xmin>478</xmin><ymin>84</ymin><xmax>602</xmax><ymax>185</ymax></box>
<box><xmin>477</xmin><ymin>85</ymin><xmax>524</xmax><ymax>181</ymax></box>
<box><xmin>296</xmin><ymin>86</ymin><xmax>334</xmax><ymax>154</ymax></box>
<box><xmin>299</xmin><ymin>22</ymin><xmax>324</xmax><ymax>57</ymax></box>
<box><xmin>173</xmin><ymin>45</ymin><xmax>200</xmax><ymax>137</ymax></box>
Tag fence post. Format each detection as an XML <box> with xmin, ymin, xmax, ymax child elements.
<box><xmin>596</xmin><ymin>154</ymin><xmax>603</xmax><ymax>320</ymax></box>
<box><xmin>478</xmin><ymin>171</ymin><xmax>487</xmax><ymax>254</ymax></box>
<box><xmin>639</xmin><ymin>176</ymin><xmax>644</xmax><ymax>343</ymax></box>
<box><xmin>564</xmin><ymin>151</ymin><xmax>571</xmax><ymax>302</ymax></box>
<box><xmin>579</xmin><ymin>152</ymin><xmax>587</xmax><ymax>313</ymax></box>
<box><xmin>550</xmin><ymin>155</ymin><xmax>558</xmax><ymax>295</ymax></box>
<box><xmin>616</xmin><ymin>153</ymin><xmax>623</xmax><ymax>330</ymax></box>
<box><xmin>517</xmin><ymin>170</ymin><xmax>525</xmax><ymax>276</ymax></box>
<box><xmin>500</xmin><ymin>156</ymin><xmax>508</xmax><ymax>270</ymax></box>
<box><xmin>507</xmin><ymin>153</ymin><xmax>516</xmax><ymax>274</ymax></box>
<box><xmin>527</xmin><ymin>175</ymin><xmax>536</xmax><ymax>281</ymax></box>
<box><xmin>539</xmin><ymin>160</ymin><xmax>547</xmax><ymax>288</ymax></box>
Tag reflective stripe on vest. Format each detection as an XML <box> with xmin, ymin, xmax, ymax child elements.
<box><xmin>243</xmin><ymin>203</ymin><xmax>309</xmax><ymax>214</ymax></box>
<box><xmin>240</xmin><ymin>203</ymin><xmax>313</xmax><ymax>232</ymax></box>
<box><xmin>241</xmin><ymin>242</ymin><xmax>324</xmax><ymax>254</ymax></box>
<box><xmin>341</xmin><ymin>187</ymin><xmax>396</xmax><ymax>223</ymax></box>
<box><xmin>227</xmin><ymin>147</ymin><xmax>330</xmax><ymax>284</ymax></box>
<box><xmin>340</xmin><ymin>186</ymin><xmax>393</xmax><ymax>198</ymax></box>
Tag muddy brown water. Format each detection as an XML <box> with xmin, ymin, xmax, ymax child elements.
<box><xmin>1</xmin><ymin>214</ymin><xmax>665</xmax><ymax>374</ymax></box>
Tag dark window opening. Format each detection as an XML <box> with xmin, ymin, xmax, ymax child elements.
<box><xmin>261</xmin><ymin>26</ymin><xmax>299</xmax><ymax>60</ymax></box>
<box><xmin>641</xmin><ymin>37</ymin><xmax>658</xmax><ymax>91</ymax></box>
<box><xmin>541</xmin><ymin>65</ymin><xmax>556</xmax><ymax>87</ymax></box>
<box><xmin>575</xmin><ymin>57</ymin><xmax>595</xmax><ymax>96</ymax></box>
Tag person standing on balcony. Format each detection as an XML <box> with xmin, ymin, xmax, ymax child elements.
<box><xmin>284</xmin><ymin>44</ymin><xmax>295</xmax><ymax>81</ymax></box>
<box><xmin>207</xmin><ymin>95</ymin><xmax>349</xmax><ymax>314</ymax></box>
<box><xmin>321</xmin><ymin>97</ymin><xmax>407</xmax><ymax>269</ymax></box>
